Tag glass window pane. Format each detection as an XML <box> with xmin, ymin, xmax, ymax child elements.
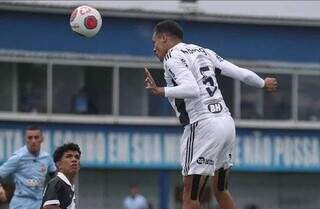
<box><xmin>119</xmin><ymin>68</ymin><xmax>148</xmax><ymax>116</ymax></box>
<box><xmin>53</xmin><ymin>65</ymin><xmax>113</xmax><ymax>114</ymax></box>
<box><xmin>298</xmin><ymin>75</ymin><xmax>320</xmax><ymax>121</ymax></box>
<box><xmin>147</xmin><ymin>69</ymin><xmax>175</xmax><ymax>116</ymax></box>
<box><xmin>241</xmin><ymin>86</ymin><xmax>264</xmax><ymax>119</ymax></box>
<box><xmin>263</xmin><ymin>74</ymin><xmax>292</xmax><ymax>119</ymax></box>
<box><xmin>241</xmin><ymin>73</ymin><xmax>292</xmax><ymax>120</ymax></box>
<box><xmin>0</xmin><ymin>62</ymin><xmax>13</xmax><ymax>111</ymax></box>
<box><xmin>18</xmin><ymin>63</ymin><xmax>47</xmax><ymax>113</ymax></box>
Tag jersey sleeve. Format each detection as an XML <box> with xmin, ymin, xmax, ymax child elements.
<box><xmin>42</xmin><ymin>180</ymin><xmax>60</xmax><ymax>207</ymax></box>
<box><xmin>163</xmin><ymin>51</ymin><xmax>200</xmax><ymax>98</ymax></box>
<box><xmin>48</xmin><ymin>157</ymin><xmax>57</xmax><ymax>174</ymax></box>
<box><xmin>0</xmin><ymin>154</ymin><xmax>20</xmax><ymax>180</ymax></box>
<box><xmin>208</xmin><ymin>49</ymin><xmax>265</xmax><ymax>88</ymax></box>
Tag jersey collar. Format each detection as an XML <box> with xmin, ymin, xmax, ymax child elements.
<box><xmin>170</xmin><ymin>42</ymin><xmax>183</xmax><ymax>51</ymax></box>
<box><xmin>57</xmin><ymin>172</ymin><xmax>75</xmax><ymax>191</ymax></box>
<box><xmin>23</xmin><ymin>145</ymin><xmax>47</xmax><ymax>158</ymax></box>
<box><xmin>164</xmin><ymin>42</ymin><xmax>184</xmax><ymax>59</ymax></box>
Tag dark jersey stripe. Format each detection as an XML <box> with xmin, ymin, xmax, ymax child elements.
<box><xmin>172</xmin><ymin>79</ymin><xmax>190</xmax><ymax>125</ymax></box>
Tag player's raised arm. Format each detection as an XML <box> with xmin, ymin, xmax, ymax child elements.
<box><xmin>145</xmin><ymin>65</ymin><xmax>200</xmax><ymax>99</ymax></box>
<box><xmin>264</xmin><ymin>77</ymin><xmax>278</xmax><ymax>91</ymax></box>
<box><xmin>0</xmin><ymin>154</ymin><xmax>20</xmax><ymax>181</ymax></box>
<box><xmin>145</xmin><ymin>68</ymin><xmax>165</xmax><ymax>97</ymax></box>
<box><xmin>208</xmin><ymin>50</ymin><xmax>278</xmax><ymax>91</ymax></box>
<box><xmin>162</xmin><ymin>55</ymin><xmax>200</xmax><ymax>98</ymax></box>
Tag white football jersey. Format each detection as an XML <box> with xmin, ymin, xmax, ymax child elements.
<box><xmin>163</xmin><ymin>42</ymin><xmax>264</xmax><ymax>125</ymax></box>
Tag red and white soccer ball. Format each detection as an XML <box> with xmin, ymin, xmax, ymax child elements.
<box><xmin>70</xmin><ymin>5</ymin><xmax>102</xmax><ymax>38</ymax></box>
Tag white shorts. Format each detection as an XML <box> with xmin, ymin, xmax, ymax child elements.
<box><xmin>181</xmin><ymin>115</ymin><xmax>236</xmax><ymax>176</ymax></box>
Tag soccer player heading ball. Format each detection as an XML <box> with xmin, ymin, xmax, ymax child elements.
<box><xmin>145</xmin><ymin>20</ymin><xmax>277</xmax><ymax>209</ymax></box>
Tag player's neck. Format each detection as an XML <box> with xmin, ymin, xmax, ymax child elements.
<box><xmin>28</xmin><ymin>148</ymin><xmax>40</xmax><ymax>157</ymax></box>
<box><xmin>167</xmin><ymin>39</ymin><xmax>181</xmax><ymax>50</ymax></box>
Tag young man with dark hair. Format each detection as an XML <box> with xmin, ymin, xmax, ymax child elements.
<box><xmin>0</xmin><ymin>126</ymin><xmax>56</xmax><ymax>209</ymax></box>
<box><xmin>145</xmin><ymin>20</ymin><xmax>277</xmax><ymax>209</ymax></box>
<box><xmin>40</xmin><ymin>143</ymin><xmax>81</xmax><ymax>209</ymax></box>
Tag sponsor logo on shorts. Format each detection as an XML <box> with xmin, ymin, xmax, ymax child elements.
<box><xmin>208</xmin><ymin>103</ymin><xmax>223</xmax><ymax>113</ymax></box>
<box><xmin>196</xmin><ymin>157</ymin><xmax>214</xmax><ymax>165</ymax></box>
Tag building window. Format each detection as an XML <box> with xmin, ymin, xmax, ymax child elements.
<box><xmin>241</xmin><ymin>73</ymin><xmax>292</xmax><ymax>120</ymax></box>
<box><xmin>298</xmin><ymin>75</ymin><xmax>320</xmax><ymax>121</ymax></box>
<box><xmin>52</xmin><ymin>65</ymin><xmax>113</xmax><ymax>115</ymax></box>
<box><xmin>119</xmin><ymin>68</ymin><xmax>148</xmax><ymax>116</ymax></box>
<box><xmin>0</xmin><ymin>62</ymin><xmax>14</xmax><ymax>111</ymax></box>
<box><xmin>241</xmin><ymin>83</ymin><xmax>263</xmax><ymax>119</ymax></box>
<box><xmin>147</xmin><ymin>68</ymin><xmax>175</xmax><ymax>117</ymax></box>
<box><xmin>263</xmin><ymin>74</ymin><xmax>292</xmax><ymax>120</ymax></box>
<box><xmin>18</xmin><ymin>63</ymin><xmax>47</xmax><ymax>113</ymax></box>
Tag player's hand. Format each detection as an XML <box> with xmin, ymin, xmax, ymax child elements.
<box><xmin>264</xmin><ymin>77</ymin><xmax>277</xmax><ymax>92</ymax></box>
<box><xmin>0</xmin><ymin>185</ymin><xmax>7</xmax><ymax>202</ymax></box>
<box><xmin>144</xmin><ymin>68</ymin><xmax>165</xmax><ymax>96</ymax></box>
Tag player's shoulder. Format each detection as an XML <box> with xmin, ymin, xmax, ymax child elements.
<box><xmin>203</xmin><ymin>48</ymin><xmax>224</xmax><ymax>62</ymax></box>
<box><xmin>42</xmin><ymin>176</ymin><xmax>63</xmax><ymax>200</ymax></box>
<box><xmin>123</xmin><ymin>196</ymin><xmax>132</xmax><ymax>205</ymax></box>
<box><xmin>137</xmin><ymin>194</ymin><xmax>147</xmax><ymax>201</ymax></box>
<box><xmin>176</xmin><ymin>43</ymin><xmax>211</xmax><ymax>57</ymax></box>
<box><xmin>164</xmin><ymin>43</ymin><xmax>187</xmax><ymax>62</ymax></box>
<box><xmin>48</xmin><ymin>175</ymin><xmax>60</xmax><ymax>184</ymax></box>
<box><xmin>12</xmin><ymin>146</ymin><xmax>27</xmax><ymax>158</ymax></box>
<box><xmin>47</xmin><ymin>175</ymin><xmax>64</xmax><ymax>189</ymax></box>
<box><xmin>39</xmin><ymin>150</ymin><xmax>51</xmax><ymax>158</ymax></box>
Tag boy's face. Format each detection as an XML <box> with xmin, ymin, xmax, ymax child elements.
<box><xmin>57</xmin><ymin>150</ymin><xmax>80</xmax><ymax>176</ymax></box>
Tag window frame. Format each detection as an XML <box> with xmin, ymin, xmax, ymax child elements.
<box><xmin>0</xmin><ymin>52</ymin><xmax>320</xmax><ymax>129</ymax></box>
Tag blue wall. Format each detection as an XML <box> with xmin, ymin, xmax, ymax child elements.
<box><xmin>1</xmin><ymin>10</ymin><xmax>320</xmax><ymax>62</ymax></box>
<box><xmin>0</xmin><ymin>121</ymin><xmax>320</xmax><ymax>172</ymax></box>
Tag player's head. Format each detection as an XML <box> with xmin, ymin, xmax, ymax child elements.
<box><xmin>25</xmin><ymin>125</ymin><xmax>44</xmax><ymax>155</ymax></box>
<box><xmin>53</xmin><ymin>143</ymin><xmax>81</xmax><ymax>176</ymax></box>
<box><xmin>129</xmin><ymin>184</ymin><xmax>140</xmax><ymax>197</ymax></box>
<box><xmin>153</xmin><ymin>19</ymin><xmax>183</xmax><ymax>62</ymax></box>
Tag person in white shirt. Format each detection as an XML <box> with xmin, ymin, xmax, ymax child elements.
<box><xmin>145</xmin><ymin>20</ymin><xmax>277</xmax><ymax>209</ymax></box>
<box><xmin>123</xmin><ymin>185</ymin><xmax>148</xmax><ymax>209</ymax></box>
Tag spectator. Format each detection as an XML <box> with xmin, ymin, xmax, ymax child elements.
<box><xmin>0</xmin><ymin>126</ymin><xmax>56</xmax><ymax>209</ymax></box>
<box><xmin>123</xmin><ymin>185</ymin><xmax>148</xmax><ymax>209</ymax></box>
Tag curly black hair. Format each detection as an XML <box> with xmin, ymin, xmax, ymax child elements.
<box><xmin>53</xmin><ymin>143</ymin><xmax>81</xmax><ymax>163</ymax></box>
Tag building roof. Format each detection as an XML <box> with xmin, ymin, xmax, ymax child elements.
<box><xmin>1</xmin><ymin>0</ymin><xmax>320</xmax><ymax>26</ymax></box>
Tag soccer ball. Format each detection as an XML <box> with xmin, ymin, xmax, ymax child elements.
<box><xmin>70</xmin><ymin>5</ymin><xmax>102</xmax><ymax>37</ymax></box>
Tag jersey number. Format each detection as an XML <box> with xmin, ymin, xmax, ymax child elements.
<box><xmin>199</xmin><ymin>66</ymin><xmax>217</xmax><ymax>97</ymax></box>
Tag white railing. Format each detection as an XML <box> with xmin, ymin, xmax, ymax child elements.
<box><xmin>0</xmin><ymin>112</ymin><xmax>320</xmax><ymax>130</ymax></box>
